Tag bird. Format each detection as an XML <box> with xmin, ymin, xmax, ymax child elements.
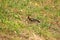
<box><xmin>27</xmin><ymin>16</ymin><xmax>40</xmax><ymax>23</ymax></box>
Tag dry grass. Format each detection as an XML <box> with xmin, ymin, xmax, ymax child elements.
<box><xmin>0</xmin><ymin>0</ymin><xmax>60</xmax><ymax>40</ymax></box>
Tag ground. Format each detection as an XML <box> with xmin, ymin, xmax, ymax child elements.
<box><xmin>0</xmin><ymin>0</ymin><xmax>60</xmax><ymax>40</ymax></box>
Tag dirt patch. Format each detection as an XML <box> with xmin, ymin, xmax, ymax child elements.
<box><xmin>19</xmin><ymin>29</ymin><xmax>45</xmax><ymax>40</ymax></box>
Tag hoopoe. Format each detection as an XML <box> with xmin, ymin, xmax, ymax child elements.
<box><xmin>27</xmin><ymin>16</ymin><xmax>40</xmax><ymax>23</ymax></box>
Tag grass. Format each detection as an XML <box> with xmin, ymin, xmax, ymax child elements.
<box><xmin>0</xmin><ymin>0</ymin><xmax>60</xmax><ymax>40</ymax></box>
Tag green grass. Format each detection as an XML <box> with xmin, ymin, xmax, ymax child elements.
<box><xmin>0</xmin><ymin>0</ymin><xmax>60</xmax><ymax>40</ymax></box>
